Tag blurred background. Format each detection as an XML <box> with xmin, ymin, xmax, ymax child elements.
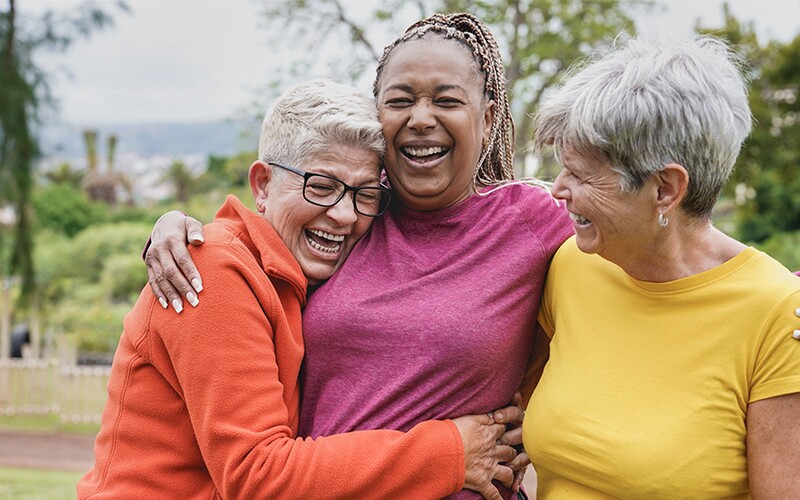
<box><xmin>0</xmin><ymin>0</ymin><xmax>798</xmax><ymax>497</ymax></box>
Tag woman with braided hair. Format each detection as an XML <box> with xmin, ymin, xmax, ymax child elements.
<box><xmin>145</xmin><ymin>12</ymin><xmax>571</xmax><ymax>499</ymax></box>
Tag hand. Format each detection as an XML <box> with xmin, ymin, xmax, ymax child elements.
<box><xmin>144</xmin><ymin>211</ymin><xmax>205</xmax><ymax>313</ymax></box>
<box><xmin>490</xmin><ymin>392</ymin><xmax>531</xmax><ymax>493</ymax></box>
<box><xmin>452</xmin><ymin>414</ymin><xmax>516</xmax><ymax>500</ymax></box>
<box><xmin>794</xmin><ymin>307</ymin><xmax>799</xmax><ymax>340</ymax></box>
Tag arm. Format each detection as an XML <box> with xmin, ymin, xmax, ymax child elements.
<box><xmin>519</xmin><ymin>322</ymin><xmax>551</xmax><ymax>407</ymax></box>
<box><xmin>160</xmin><ymin>243</ymin><xmax>512</xmax><ymax>499</ymax></box>
<box><xmin>746</xmin><ymin>392</ymin><xmax>800</xmax><ymax>497</ymax></box>
<box><xmin>144</xmin><ymin>211</ymin><xmax>205</xmax><ymax>312</ymax></box>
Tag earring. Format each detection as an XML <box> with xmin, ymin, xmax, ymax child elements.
<box><xmin>658</xmin><ymin>209</ymin><xmax>669</xmax><ymax>228</ymax></box>
<box><xmin>256</xmin><ymin>202</ymin><xmax>265</xmax><ymax>214</ymax></box>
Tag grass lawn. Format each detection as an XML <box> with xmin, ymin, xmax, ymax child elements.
<box><xmin>0</xmin><ymin>467</ymin><xmax>82</xmax><ymax>499</ymax></box>
<box><xmin>0</xmin><ymin>414</ymin><xmax>99</xmax><ymax>434</ymax></box>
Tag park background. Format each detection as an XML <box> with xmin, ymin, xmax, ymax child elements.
<box><xmin>1</xmin><ymin>0</ymin><xmax>799</xmax><ymax>497</ymax></box>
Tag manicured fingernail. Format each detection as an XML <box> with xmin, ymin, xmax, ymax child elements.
<box><xmin>793</xmin><ymin>330</ymin><xmax>800</xmax><ymax>340</ymax></box>
<box><xmin>192</xmin><ymin>278</ymin><xmax>203</xmax><ymax>293</ymax></box>
<box><xmin>172</xmin><ymin>299</ymin><xmax>183</xmax><ymax>313</ymax></box>
<box><xmin>158</xmin><ymin>297</ymin><xmax>168</xmax><ymax>309</ymax></box>
<box><xmin>186</xmin><ymin>292</ymin><xmax>199</xmax><ymax>307</ymax></box>
<box><xmin>795</xmin><ymin>308</ymin><xmax>800</xmax><ymax>317</ymax></box>
<box><xmin>190</xmin><ymin>232</ymin><xmax>204</xmax><ymax>243</ymax></box>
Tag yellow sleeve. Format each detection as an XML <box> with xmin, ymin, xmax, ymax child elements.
<box><xmin>750</xmin><ymin>291</ymin><xmax>800</xmax><ymax>403</ymax></box>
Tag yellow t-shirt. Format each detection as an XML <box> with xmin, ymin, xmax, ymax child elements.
<box><xmin>523</xmin><ymin>237</ymin><xmax>800</xmax><ymax>499</ymax></box>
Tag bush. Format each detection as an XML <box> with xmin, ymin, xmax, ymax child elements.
<box><xmin>100</xmin><ymin>253</ymin><xmax>148</xmax><ymax>302</ymax></box>
<box><xmin>65</xmin><ymin>223</ymin><xmax>153</xmax><ymax>282</ymax></box>
<box><xmin>33</xmin><ymin>183</ymin><xmax>107</xmax><ymax>237</ymax></box>
<box><xmin>754</xmin><ymin>230</ymin><xmax>800</xmax><ymax>271</ymax></box>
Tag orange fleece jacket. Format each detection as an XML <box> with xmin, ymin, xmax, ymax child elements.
<box><xmin>78</xmin><ymin>196</ymin><xmax>465</xmax><ymax>499</ymax></box>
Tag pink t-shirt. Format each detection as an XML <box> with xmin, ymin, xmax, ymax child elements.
<box><xmin>299</xmin><ymin>184</ymin><xmax>573</xmax><ymax>499</ymax></box>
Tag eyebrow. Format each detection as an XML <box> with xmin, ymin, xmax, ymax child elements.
<box><xmin>383</xmin><ymin>83</ymin><xmax>468</xmax><ymax>94</ymax></box>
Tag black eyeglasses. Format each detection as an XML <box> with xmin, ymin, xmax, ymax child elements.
<box><xmin>268</xmin><ymin>162</ymin><xmax>391</xmax><ymax>217</ymax></box>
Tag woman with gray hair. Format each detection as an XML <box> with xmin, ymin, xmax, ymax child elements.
<box><xmin>78</xmin><ymin>78</ymin><xmax>519</xmax><ymax>499</ymax></box>
<box><xmin>522</xmin><ymin>37</ymin><xmax>800</xmax><ymax>498</ymax></box>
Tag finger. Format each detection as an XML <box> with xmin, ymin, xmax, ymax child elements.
<box><xmin>493</xmin><ymin>464</ymin><xmax>515</xmax><ymax>489</ymax></box>
<box><xmin>495</xmin><ymin>444</ymin><xmax>517</xmax><ymax>464</ymax></box>
<box><xmin>491</xmin><ymin>405</ymin><xmax>524</xmax><ymax>425</ymax></box>
<box><xmin>505</xmin><ymin>451</ymin><xmax>531</xmax><ymax>471</ymax></box>
<box><xmin>161</xmin><ymin>256</ymin><xmax>199</xmax><ymax>308</ymax></box>
<box><xmin>498</xmin><ymin>425</ymin><xmax>522</xmax><ymax>446</ymax></box>
<box><xmin>185</xmin><ymin>217</ymin><xmax>205</xmax><ymax>246</ymax></box>
<box><xmin>512</xmin><ymin>391</ymin><xmax>522</xmax><ymax>407</ymax></box>
<box><xmin>476</xmin><ymin>482</ymin><xmax>503</xmax><ymax>500</ymax></box>
<box><xmin>154</xmin><ymin>264</ymin><xmax>186</xmax><ymax>313</ymax></box>
<box><xmin>145</xmin><ymin>258</ymin><xmax>169</xmax><ymax>310</ymax></box>
<box><xmin>172</xmin><ymin>240</ymin><xmax>203</xmax><ymax>295</ymax></box>
<box><xmin>512</xmin><ymin>467</ymin><xmax>527</xmax><ymax>493</ymax></box>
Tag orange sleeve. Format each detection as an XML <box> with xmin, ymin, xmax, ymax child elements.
<box><xmin>151</xmin><ymin>242</ymin><xmax>465</xmax><ymax>498</ymax></box>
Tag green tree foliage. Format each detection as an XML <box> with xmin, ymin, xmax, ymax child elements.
<box><xmin>223</xmin><ymin>150</ymin><xmax>257</xmax><ymax>187</ymax></box>
<box><xmin>257</xmin><ymin>0</ymin><xmax>652</xmax><ymax>175</ymax></box>
<box><xmin>0</xmin><ymin>0</ymin><xmax>127</xmax><ymax>304</ymax></box>
<box><xmin>698</xmin><ymin>6</ymin><xmax>800</xmax><ymax>243</ymax></box>
<box><xmin>33</xmin><ymin>183</ymin><xmax>105</xmax><ymax>237</ymax></box>
<box><xmin>35</xmin><ymin>222</ymin><xmax>151</xmax><ymax>352</ymax></box>
<box><xmin>163</xmin><ymin>159</ymin><xmax>198</xmax><ymax>203</ymax></box>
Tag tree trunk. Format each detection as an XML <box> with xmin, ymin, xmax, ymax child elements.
<box><xmin>0</xmin><ymin>278</ymin><xmax>11</xmax><ymax>359</ymax></box>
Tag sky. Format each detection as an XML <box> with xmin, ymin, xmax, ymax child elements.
<box><xmin>20</xmin><ymin>0</ymin><xmax>800</xmax><ymax>126</ymax></box>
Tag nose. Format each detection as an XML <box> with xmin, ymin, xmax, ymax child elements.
<box><xmin>326</xmin><ymin>191</ymin><xmax>359</xmax><ymax>226</ymax></box>
<box><xmin>407</xmin><ymin>101</ymin><xmax>436</xmax><ymax>131</ymax></box>
<box><xmin>551</xmin><ymin>169</ymin><xmax>570</xmax><ymax>201</ymax></box>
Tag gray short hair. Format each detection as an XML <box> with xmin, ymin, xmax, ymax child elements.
<box><xmin>534</xmin><ymin>36</ymin><xmax>753</xmax><ymax>218</ymax></box>
<box><xmin>259</xmin><ymin>78</ymin><xmax>385</xmax><ymax>168</ymax></box>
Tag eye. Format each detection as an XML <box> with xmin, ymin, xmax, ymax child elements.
<box><xmin>384</xmin><ymin>96</ymin><xmax>414</xmax><ymax>107</ymax></box>
<box><xmin>435</xmin><ymin>97</ymin><xmax>463</xmax><ymax>107</ymax></box>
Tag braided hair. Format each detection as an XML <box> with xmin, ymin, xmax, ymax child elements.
<box><xmin>373</xmin><ymin>12</ymin><xmax>516</xmax><ymax>185</ymax></box>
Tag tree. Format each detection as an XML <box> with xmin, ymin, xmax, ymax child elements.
<box><xmin>257</xmin><ymin>0</ymin><xmax>653</xmax><ymax>176</ymax></box>
<box><xmin>697</xmin><ymin>5</ymin><xmax>800</xmax><ymax>242</ymax></box>
<box><xmin>0</xmin><ymin>0</ymin><xmax>127</xmax><ymax>357</ymax></box>
<box><xmin>163</xmin><ymin>159</ymin><xmax>197</xmax><ymax>204</ymax></box>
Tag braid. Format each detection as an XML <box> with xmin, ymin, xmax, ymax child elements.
<box><xmin>373</xmin><ymin>12</ymin><xmax>516</xmax><ymax>184</ymax></box>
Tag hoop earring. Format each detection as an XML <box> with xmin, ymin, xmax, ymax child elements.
<box><xmin>658</xmin><ymin>210</ymin><xmax>669</xmax><ymax>228</ymax></box>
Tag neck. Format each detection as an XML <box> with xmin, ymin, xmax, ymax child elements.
<box><xmin>615</xmin><ymin>219</ymin><xmax>747</xmax><ymax>282</ymax></box>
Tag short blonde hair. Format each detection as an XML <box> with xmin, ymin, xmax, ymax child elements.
<box><xmin>259</xmin><ymin>78</ymin><xmax>385</xmax><ymax>168</ymax></box>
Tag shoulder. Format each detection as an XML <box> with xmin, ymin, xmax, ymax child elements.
<box><xmin>486</xmin><ymin>183</ymin><xmax>573</xmax><ymax>248</ymax></box>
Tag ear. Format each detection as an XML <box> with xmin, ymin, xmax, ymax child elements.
<box><xmin>482</xmin><ymin>99</ymin><xmax>495</xmax><ymax>147</ymax></box>
<box><xmin>655</xmin><ymin>163</ymin><xmax>689</xmax><ymax>215</ymax></box>
<box><xmin>249</xmin><ymin>161</ymin><xmax>273</xmax><ymax>210</ymax></box>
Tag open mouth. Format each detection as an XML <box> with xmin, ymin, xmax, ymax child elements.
<box><xmin>401</xmin><ymin>146</ymin><xmax>448</xmax><ymax>163</ymax></box>
<box><xmin>569</xmin><ymin>211</ymin><xmax>591</xmax><ymax>226</ymax></box>
<box><xmin>305</xmin><ymin>228</ymin><xmax>345</xmax><ymax>254</ymax></box>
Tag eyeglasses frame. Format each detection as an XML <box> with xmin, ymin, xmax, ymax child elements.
<box><xmin>267</xmin><ymin>161</ymin><xmax>391</xmax><ymax>217</ymax></box>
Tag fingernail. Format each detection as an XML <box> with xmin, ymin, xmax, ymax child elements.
<box><xmin>158</xmin><ymin>297</ymin><xmax>168</xmax><ymax>309</ymax></box>
<box><xmin>796</xmin><ymin>308</ymin><xmax>800</xmax><ymax>317</ymax></box>
<box><xmin>793</xmin><ymin>330</ymin><xmax>800</xmax><ymax>340</ymax></box>
<box><xmin>494</xmin><ymin>414</ymin><xmax>504</xmax><ymax>423</ymax></box>
<box><xmin>190</xmin><ymin>232</ymin><xmax>204</xmax><ymax>243</ymax></box>
<box><xmin>172</xmin><ymin>299</ymin><xmax>183</xmax><ymax>314</ymax></box>
<box><xmin>192</xmin><ymin>278</ymin><xmax>203</xmax><ymax>293</ymax></box>
<box><xmin>186</xmin><ymin>292</ymin><xmax>199</xmax><ymax>307</ymax></box>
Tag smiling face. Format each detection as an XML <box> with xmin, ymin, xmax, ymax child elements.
<box><xmin>253</xmin><ymin>144</ymin><xmax>380</xmax><ymax>286</ymax></box>
<box><xmin>551</xmin><ymin>145</ymin><xmax>659</xmax><ymax>265</ymax></box>
<box><xmin>376</xmin><ymin>36</ymin><xmax>494</xmax><ymax>211</ymax></box>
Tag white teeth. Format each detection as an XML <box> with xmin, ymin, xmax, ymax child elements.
<box><xmin>308</xmin><ymin>229</ymin><xmax>345</xmax><ymax>242</ymax></box>
<box><xmin>404</xmin><ymin>146</ymin><xmax>445</xmax><ymax>157</ymax></box>
<box><xmin>569</xmin><ymin>212</ymin><xmax>590</xmax><ymax>224</ymax></box>
<box><xmin>306</xmin><ymin>229</ymin><xmax>344</xmax><ymax>254</ymax></box>
<box><xmin>308</xmin><ymin>238</ymin><xmax>340</xmax><ymax>253</ymax></box>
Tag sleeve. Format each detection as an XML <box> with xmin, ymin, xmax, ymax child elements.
<box><xmin>750</xmin><ymin>290</ymin><xmax>800</xmax><ymax>403</ymax></box>
<box><xmin>154</xmin><ymin>242</ymin><xmax>465</xmax><ymax>499</ymax></box>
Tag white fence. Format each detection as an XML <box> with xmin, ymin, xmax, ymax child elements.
<box><xmin>0</xmin><ymin>359</ymin><xmax>110</xmax><ymax>424</ymax></box>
